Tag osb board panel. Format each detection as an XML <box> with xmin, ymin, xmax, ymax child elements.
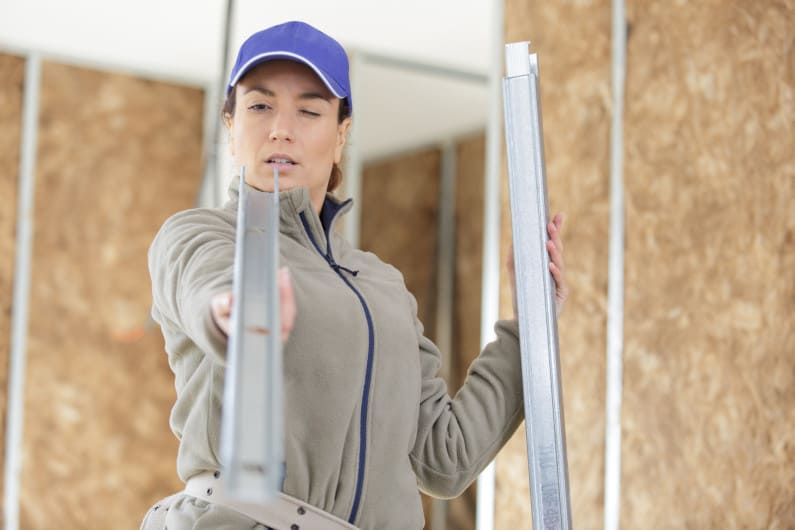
<box><xmin>360</xmin><ymin>148</ymin><xmax>441</xmax><ymax>330</ymax></box>
<box><xmin>20</xmin><ymin>61</ymin><xmax>203</xmax><ymax>529</ymax></box>
<box><xmin>622</xmin><ymin>1</ymin><xmax>795</xmax><ymax>528</ymax></box>
<box><xmin>498</xmin><ymin>1</ymin><xmax>612</xmax><ymax>529</ymax></box>
<box><xmin>0</xmin><ymin>52</ymin><xmax>25</xmax><ymax>512</ymax></box>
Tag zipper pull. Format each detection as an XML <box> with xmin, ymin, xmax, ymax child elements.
<box><xmin>327</xmin><ymin>256</ymin><xmax>359</xmax><ymax>277</ymax></box>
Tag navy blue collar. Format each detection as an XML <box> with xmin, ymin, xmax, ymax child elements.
<box><xmin>319</xmin><ymin>196</ymin><xmax>352</xmax><ymax>235</ymax></box>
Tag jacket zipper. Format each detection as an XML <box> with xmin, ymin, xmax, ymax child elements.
<box><xmin>299</xmin><ymin>212</ymin><xmax>374</xmax><ymax>525</ymax></box>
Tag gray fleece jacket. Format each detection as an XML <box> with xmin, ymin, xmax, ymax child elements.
<box><xmin>148</xmin><ymin>177</ymin><xmax>525</xmax><ymax>529</ymax></box>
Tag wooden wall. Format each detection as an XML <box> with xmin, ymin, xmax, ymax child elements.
<box><xmin>5</xmin><ymin>1</ymin><xmax>792</xmax><ymax>526</ymax></box>
<box><xmin>360</xmin><ymin>148</ymin><xmax>442</xmax><ymax>328</ymax></box>
<box><xmin>0</xmin><ymin>52</ymin><xmax>26</xmax><ymax>512</ymax></box>
<box><xmin>0</xmin><ymin>55</ymin><xmax>204</xmax><ymax>528</ymax></box>
<box><xmin>621</xmin><ymin>1</ymin><xmax>795</xmax><ymax>527</ymax></box>
<box><xmin>501</xmin><ymin>0</ymin><xmax>795</xmax><ymax>529</ymax></box>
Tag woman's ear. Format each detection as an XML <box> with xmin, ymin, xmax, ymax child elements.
<box><xmin>334</xmin><ymin>117</ymin><xmax>352</xmax><ymax>164</ymax></box>
<box><xmin>225</xmin><ymin>115</ymin><xmax>236</xmax><ymax>157</ymax></box>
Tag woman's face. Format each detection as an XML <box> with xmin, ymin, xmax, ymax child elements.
<box><xmin>227</xmin><ymin>60</ymin><xmax>351</xmax><ymax>212</ymax></box>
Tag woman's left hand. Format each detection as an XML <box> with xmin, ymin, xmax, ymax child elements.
<box><xmin>546</xmin><ymin>212</ymin><xmax>568</xmax><ymax>317</ymax></box>
<box><xmin>507</xmin><ymin>212</ymin><xmax>569</xmax><ymax>318</ymax></box>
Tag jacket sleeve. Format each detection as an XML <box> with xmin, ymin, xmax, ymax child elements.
<box><xmin>148</xmin><ymin>208</ymin><xmax>235</xmax><ymax>364</ymax></box>
<box><xmin>408</xmin><ymin>292</ymin><xmax>524</xmax><ymax>498</ymax></box>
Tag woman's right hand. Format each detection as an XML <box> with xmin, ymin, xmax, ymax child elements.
<box><xmin>210</xmin><ymin>267</ymin><xmax>297</xmax><ymax>343</ymax></box>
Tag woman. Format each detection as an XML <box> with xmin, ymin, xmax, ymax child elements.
<box><xmin>141</xmin><ymin>20</ymin><xmax>568</xmax><ymax>530</ymax></box>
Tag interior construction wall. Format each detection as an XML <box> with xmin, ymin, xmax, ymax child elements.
<box><xmin>500</xmin><ymin>0</ymin><xmax>795</xmax><ymax>529</ymax></box>
<box><xmin>499</xmin><ymin>1</ymin><xmax>612</xmax><ymax>529</ymax></box>
<box><xmin>360</xmin><ymin>148</ymin><xmax>442</xmax><ymax>328</ymax></box>
<box><xmin>14</xmin><ymin>60</ymin><xmax>203</xmax><ymax>528</ymax></box>
<box><xmin>0</xmin><ymin>52</ymin><xmax>26</xmax><ymax>512</ymax></box>
<box><xmin>621</xmin><ymin>1</ymin><xmax>794</xmax><ymax>527</ymax></box>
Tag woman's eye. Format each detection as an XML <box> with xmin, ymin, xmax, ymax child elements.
<box><xmin>301</xmin><ymin>109</ymin><xmax>321</xmax><ymax>117</ymax></box>
<box><xmin>248</xmin><ymin>103</ymin><xmax>270</xmax><ymax>111</ymax></box>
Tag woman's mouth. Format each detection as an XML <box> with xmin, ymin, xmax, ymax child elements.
<box><xmin>267</xmin><ymin>157</ymin><xmax>296</xmax><ymax>165</ymax></box>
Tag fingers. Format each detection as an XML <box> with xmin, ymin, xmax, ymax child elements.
<box><xmin>548</xmin><ymin>212</ymin><xmax>564</xmax><ymax>253</ymax></box>
<box><xmin>279</xmin><ymin>267</ymin><xmax>296</xmax><ymax>343</ymax></box>
<box><xmin>549</xmin><ymin>260</ymin><xmax>569</xmax><ymax>297</ymax></box>
<box><xmin>211</xmin><ymin>292</ymin><xmax>233</xmax><ymax>336</ymax></box>
<box><xmin>548</xmin><ymin>212</ymin><xmax>568</xmax><ymax>318</ymax></box>
<box><xmin>547</xmin><ymin>237</ymin><xmax>567</xmax><ymax>294</ymax></box>
<box><xmin>547</xmin><ymin>212</ymin><xmax>565</xmax><ymax>270</ymax></box>
<box><xmin>552</xmin><ymin>211</ymin><xmax>564</xmax><ymax>230</ymax></box>
<box><xmin>211</xmin><ymin>269</ymin><xmax>295</xmax><ymax>343</ymax></box>
<box><xmin>546</xmin><ymin>238</ymin><xmax>565</xmax><ymax>274</ymax></box>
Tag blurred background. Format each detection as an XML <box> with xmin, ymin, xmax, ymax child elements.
<box><xmin>0</xmin><ymin>0</ymin><xmax>792</xmax><ymax>529</ymax></box>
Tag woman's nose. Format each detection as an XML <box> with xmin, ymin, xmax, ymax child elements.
<box><xmin>268</xmin><ymin>111</ymin><xmax>294</xmax><ymax>142</ymax></box>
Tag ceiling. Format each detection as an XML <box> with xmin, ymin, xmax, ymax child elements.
<box><xmin>0</xmin><ymin>0</ymin><xmax>498</xmax><ymax>162</ymax></box>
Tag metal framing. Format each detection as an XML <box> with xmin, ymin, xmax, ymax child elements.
<box><xmin>3</xmin><ymin>52</ymin><xmax>41</xmax><ymax>530</ymax></box>
<box><xmin>197</xmin><ymin>0</ymin><xmax>234</xmax><ymax>208</ymax></box>
<box><xmin>220</xmin><ymin>166</ymin><xmax>284</xmax><ymax>501</ymax></box>
<box><xmin>198</xmin><ymin>78</ymin><xmax>222</xmax><ymax>208</ymax></box>
<box><xmin>503</xmin><ymin>41</ymin><xmax>572</xmax><ymax>530</ymax></box>
<box><xmin>435</xmin><ymin>140</ymin><xmax>457</xmax><ymax>383</ymax></box>
<box><xmin>430</xmin><ymin>140</ymin><xmax>457</xmax><ymax>530</ymax></box>
<box><xmin>605</xmin><ymin>0</ymin><xmax>627</xmax><ymax>528</ymax></box>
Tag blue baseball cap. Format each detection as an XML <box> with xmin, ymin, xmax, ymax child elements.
<box><xmin>227</xmin><ymin>21</ymin><xmax>352</xmax><ymax>116</ymax></box>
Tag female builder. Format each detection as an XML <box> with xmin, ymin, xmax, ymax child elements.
<box><xmin>141</xmin><ymin>20</ymin><xmax>568</xmax><ymax>530</ymax></box>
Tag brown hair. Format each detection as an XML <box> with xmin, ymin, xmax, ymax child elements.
<box><xmin>223</xmin><ymin>89</ymin><xmax>351</xmax><ymax>193</ymax></box>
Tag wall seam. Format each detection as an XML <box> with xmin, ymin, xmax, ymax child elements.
<box><xmin>3</xmin><ymin>52</ymin><xmax>41</xmax><ymax>530</ymax></box>
<box><xmin>604</xmin><ymin>0</ymin><xmax>627</xmax><ymax>529</ymax></box>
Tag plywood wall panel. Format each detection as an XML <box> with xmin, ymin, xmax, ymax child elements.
<box><xmin>360</xmin><ymin>148</ymin><xmax>441</xmax><ymax>328</ymax></box>
<box><xmin>19</xmin><ymin>61</ymin><xmax>203</xmax><ymax>529</ymax></box>
<box><xmin>499</xmin><ymin>1</ymin><xmax>612</xmax><ymax>529</ymax></box>
<box><xmin>0</xmin><ymin>51</ymin><xmax>26</xmax><ymax>515</ymax></box>
<box><xmin>622</xmin><ymin>1</ymin><xmax>795</xmax><ymax>527</ymax></box>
